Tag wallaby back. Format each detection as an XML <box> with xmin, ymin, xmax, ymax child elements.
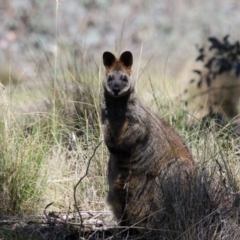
<box><xmin>101</xmin><ymin>51</ymin><xmax>194</xmax><ymax>229</ymax></box>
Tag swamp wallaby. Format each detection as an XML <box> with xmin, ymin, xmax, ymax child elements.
<box><xmin>101</xmin><ymin>51</ymin><xmax>194</xmax><ymax>229</ymax></box>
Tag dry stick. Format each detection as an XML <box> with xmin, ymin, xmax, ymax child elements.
<box><xmin>43</xmin><ymin>202</ymin><xmax>55</xmax><ymax>226</ymax></box>
<box><xmin>73</xmin><ymin>140</ymin><xmax>103</xmax><ymax>226</ymax></box>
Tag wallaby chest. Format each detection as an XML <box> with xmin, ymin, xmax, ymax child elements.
<box><xmin>102</xmin><ymin>94</ymin><xmax>139</xmax><ymax>152</ymax></box>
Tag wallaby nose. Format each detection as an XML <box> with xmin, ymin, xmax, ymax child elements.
<box><xmin>113</xmin><ymin>86</ymin><xmax>120</xmax><ymax>95</ymax></box>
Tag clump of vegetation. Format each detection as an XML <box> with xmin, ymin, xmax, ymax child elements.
<box><xmin>0</xmin><ymin>45</ymin><xmax>106</xmax><ymax>217</ymax></box>
<box><xmin>185</xmin><ymin>36</ymin><xmax>240</xmax><ymax>131</ymax></box>
<box><xmin>0</xmin><ymin>89</ymin><xmax>48</xmax><ymax>214</ymax></box>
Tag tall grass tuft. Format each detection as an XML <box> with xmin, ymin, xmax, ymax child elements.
<box><xmin>0</xmin><ymin>89</ymin><xmax>50</xmax><ymax>214</ymax></box>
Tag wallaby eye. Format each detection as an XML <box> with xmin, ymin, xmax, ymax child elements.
<box><xmin>122</xmin><ymin>75</ymin><xmax>128</xmax><ymax>82</ymax></box>
<box><xmin>108</xmin><ymin>76</ymin><xmax>114</xmax><ymax>82</ymax></box>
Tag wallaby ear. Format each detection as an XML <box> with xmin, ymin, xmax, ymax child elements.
<box><xmin>119</xmin><ymin>51</ymin><xmax>133</xmax><ymax>68</ymax></box>
<box><xmin>103</xmin><ymin>52</ymin><xmax>116</xmax><ymax>68</ymax></box>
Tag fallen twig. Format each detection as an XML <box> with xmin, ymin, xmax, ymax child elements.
<box><xmin>43</xmin><ymin>202</ymin><xmax>55</xmax><ymax>226</ymax></box>
<box><xmin>73</xmin><ymin>140</ymin><xmax>103</xmax><ymax>226</ymax></box>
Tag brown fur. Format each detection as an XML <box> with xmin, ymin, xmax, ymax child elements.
<box><xmin>101</xmin><ymin>51</ymin><xmax>194</xmax><ymax>229</ymax></box>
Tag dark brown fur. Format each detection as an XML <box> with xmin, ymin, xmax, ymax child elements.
<box><xmin>101</xmin><ymin>51</ymin><xmax>194</xmax><ymax>229</ymax></box>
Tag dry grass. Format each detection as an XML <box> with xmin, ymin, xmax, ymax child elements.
<box><xmin>0</xmin><ymin>1</ymin><xmax>240</xmax><ymax>239</ymax></box>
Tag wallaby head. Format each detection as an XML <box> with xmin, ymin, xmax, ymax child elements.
<box><xmin>102</xmin><ymin>51</ymin><xmax>133</xmax><ymax>97</ymax></box>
